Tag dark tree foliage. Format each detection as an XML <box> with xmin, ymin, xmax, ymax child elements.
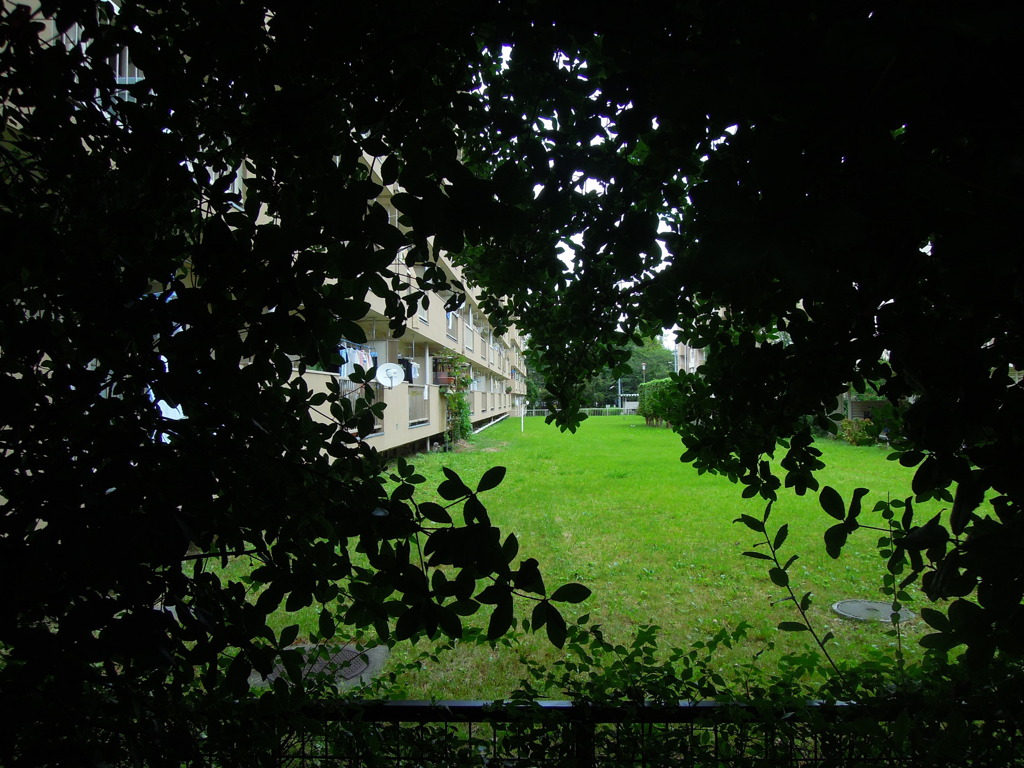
<box><xmin>458</xmin><ymin>3</ymin><xmax>1024</xmax><ymax>670</ymax></box>
<box><xmin>3</xmin><ymin>0</ymin><xmax>1024</xmax><ymax>764</ymax></box>
<box><xmin>0</xmin><ymin>2</ymin><xmax>592</xmax><ymax>764</ymax></box>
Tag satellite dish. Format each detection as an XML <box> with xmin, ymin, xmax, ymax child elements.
<box><xmin>375</xmin><ymin>363</ymin><xmax>405</xmax><ymax>389</ymax></box>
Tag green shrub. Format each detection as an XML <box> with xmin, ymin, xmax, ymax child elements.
<box><xmin>638</xmin><ymin>378</ymin><xmax>675</xmax><ymax>427</ymax></box>
<box><xmin>445</xmin><ymin>389</ymin><xmax>473</xmax><ymax>443</ymax></box>
<box><xmin>838</xmin><ymin>418</ymin><xmax>876</xmax><ymax>446</ymax></box>
<box><xmin>436</xmin><ymin>353</ymin><xmax>474</xmax><ymax>444</ymax></box>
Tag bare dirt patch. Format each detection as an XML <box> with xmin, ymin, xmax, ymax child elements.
<box><xmin>479</xmin><ymin>441</ymin><xmax>509</xmax><ymax>452</ymax></box>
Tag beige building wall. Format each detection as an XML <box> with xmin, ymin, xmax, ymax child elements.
<box><xmin>299</xmin><ymin>162</ymin><xmax>527</xmax><ymax>454</ymax></box>
<box><xmin>675</xmin><ymin>341</ymin><xmax>706</xmax><ymax>375</ymax></box>
<box><xmin>300</xmin><ymin>255</ymin><xmax>526</xmax><ymax>454</ymax></box>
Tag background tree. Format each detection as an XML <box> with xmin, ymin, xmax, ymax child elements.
<box><xmin>619</xmin><ymin>337</ymin><xmax>675</xmax><ymax>399</ymax></box>
<box><xmin>526</xmin><ymin>336</ymin><xmax>674</xmax><ymax>409</ymax></box>
<box><xmin>525</xmin><ymin>361</ymin><xmax>552</xmax><ymax>408</ymax></box>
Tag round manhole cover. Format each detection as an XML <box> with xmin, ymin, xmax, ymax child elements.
<box><xmin>251</xmin><ymin>643</ymin><xmax>389</xmax><ymax>689</ymax></box>
<box><xmin>832</xmin><ymin>600</ymin><xmax>914</xmax><ymax>623</ymax></box>
<box><xmin>264</xmin><ymin>644</ymin><xmax>368</xmax><ymax>684</ymax></box>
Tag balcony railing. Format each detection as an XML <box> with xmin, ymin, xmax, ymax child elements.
<box><xmin>407</xmin><ymin>385</ymin><xmax>429</xmax><ymax>426</ymax></box>
<box><xmin>340</xmin><ymin>381</ymin><xmax>384</xmax><ymax>433</ymax></box>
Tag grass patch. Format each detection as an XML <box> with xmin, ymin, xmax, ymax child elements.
<box><xmin>380</xmin><ymin>415</ymin><xmax>940</xmax><ymax>699</ymax></box>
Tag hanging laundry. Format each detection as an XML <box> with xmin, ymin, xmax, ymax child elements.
<box><xmin>339</xmin><ymin>342</ymin><xmax>377</xmax><ymax>380</ymax></box>
<box><xmin>399</xmin><ymin>358</ymin><xmax>413</xmax><ymax>382</ymax></box>
<box><xmin>338</xmin><ymin>346</ymin><xmax>356</xmax><ymax>378</ymax></box>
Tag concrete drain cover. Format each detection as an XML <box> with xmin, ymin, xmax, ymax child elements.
<box><xmin>250</xmin><ymin>643</ymin><xmax>388</xmax><ymax>689</ymax></box>
<box><xmin>832</xmin><ymin>600</ymin><xmax>914</xmax><ymax>623</ymax></box>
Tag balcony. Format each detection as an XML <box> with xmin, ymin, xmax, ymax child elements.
<box><xmin>407</xmin><ymin>385</ymin><xmax>429</xmax><ymax>426</ymax></box>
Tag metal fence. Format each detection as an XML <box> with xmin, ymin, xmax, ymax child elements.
<box><xmin>265</xmin><ymin>699</ymin><xmax>1023</xmax><ymax>768</ymax></box>
<box><xmin>524</xmin><ymin>408</ymin><xmax>631</xmax><ymax>418</ymax></box>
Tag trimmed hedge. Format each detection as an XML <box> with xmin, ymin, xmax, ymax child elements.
<box><xmin>638</xmin><ymin>378</ymin><xmax>676</xmax><ymax>427</ymax></box>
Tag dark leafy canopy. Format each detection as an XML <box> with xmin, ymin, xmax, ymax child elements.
<box><xmin>1</xmin><ymin>0</ymin><xmax>1023</xmax><ymax>762</ymax></box>
<box><xmin>0</xmin><ymin>1</ymin><xmax>594</xmax><ymax>764</ymax></box>
<box><xmin>457</xmin><ymin>4</ymin><xmax>1024</xmax><ymax>666</ymax></box>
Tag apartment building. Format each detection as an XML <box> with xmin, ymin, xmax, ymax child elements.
<box><xmin>300</xmin><ymin>249</ymin><xmax>528</xmax><ymax>454</ymax></box>
<box><xmin>292</xmin><ymin>155</ymin><xmax>527</xmax><ymax>454</ymax></box>
<box><xmin>675</xmin><ymin>341</ymin><xmax>706</xmax><ymax>375</ymax></box>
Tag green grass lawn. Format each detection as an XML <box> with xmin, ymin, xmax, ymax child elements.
<box><xmin>377</xmin><ymin>415</ymin><xmax>941</xmax><ymax>699</ymax></box>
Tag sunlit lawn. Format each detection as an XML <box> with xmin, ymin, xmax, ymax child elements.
<box><xmin>377</xmin><ymin>415</ymin><xmax>940</xmax><ymax>699</ymax></box>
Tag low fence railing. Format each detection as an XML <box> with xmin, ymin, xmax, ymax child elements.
<box><xmin>524</xmin><ymin>408</ymin><xmax>634</xmax><ymax>418</ymax></box>
<box><xmin>266</xmin><ymin>699</ymin><xmax>1023</xmax><ymax>767</ymax></box>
